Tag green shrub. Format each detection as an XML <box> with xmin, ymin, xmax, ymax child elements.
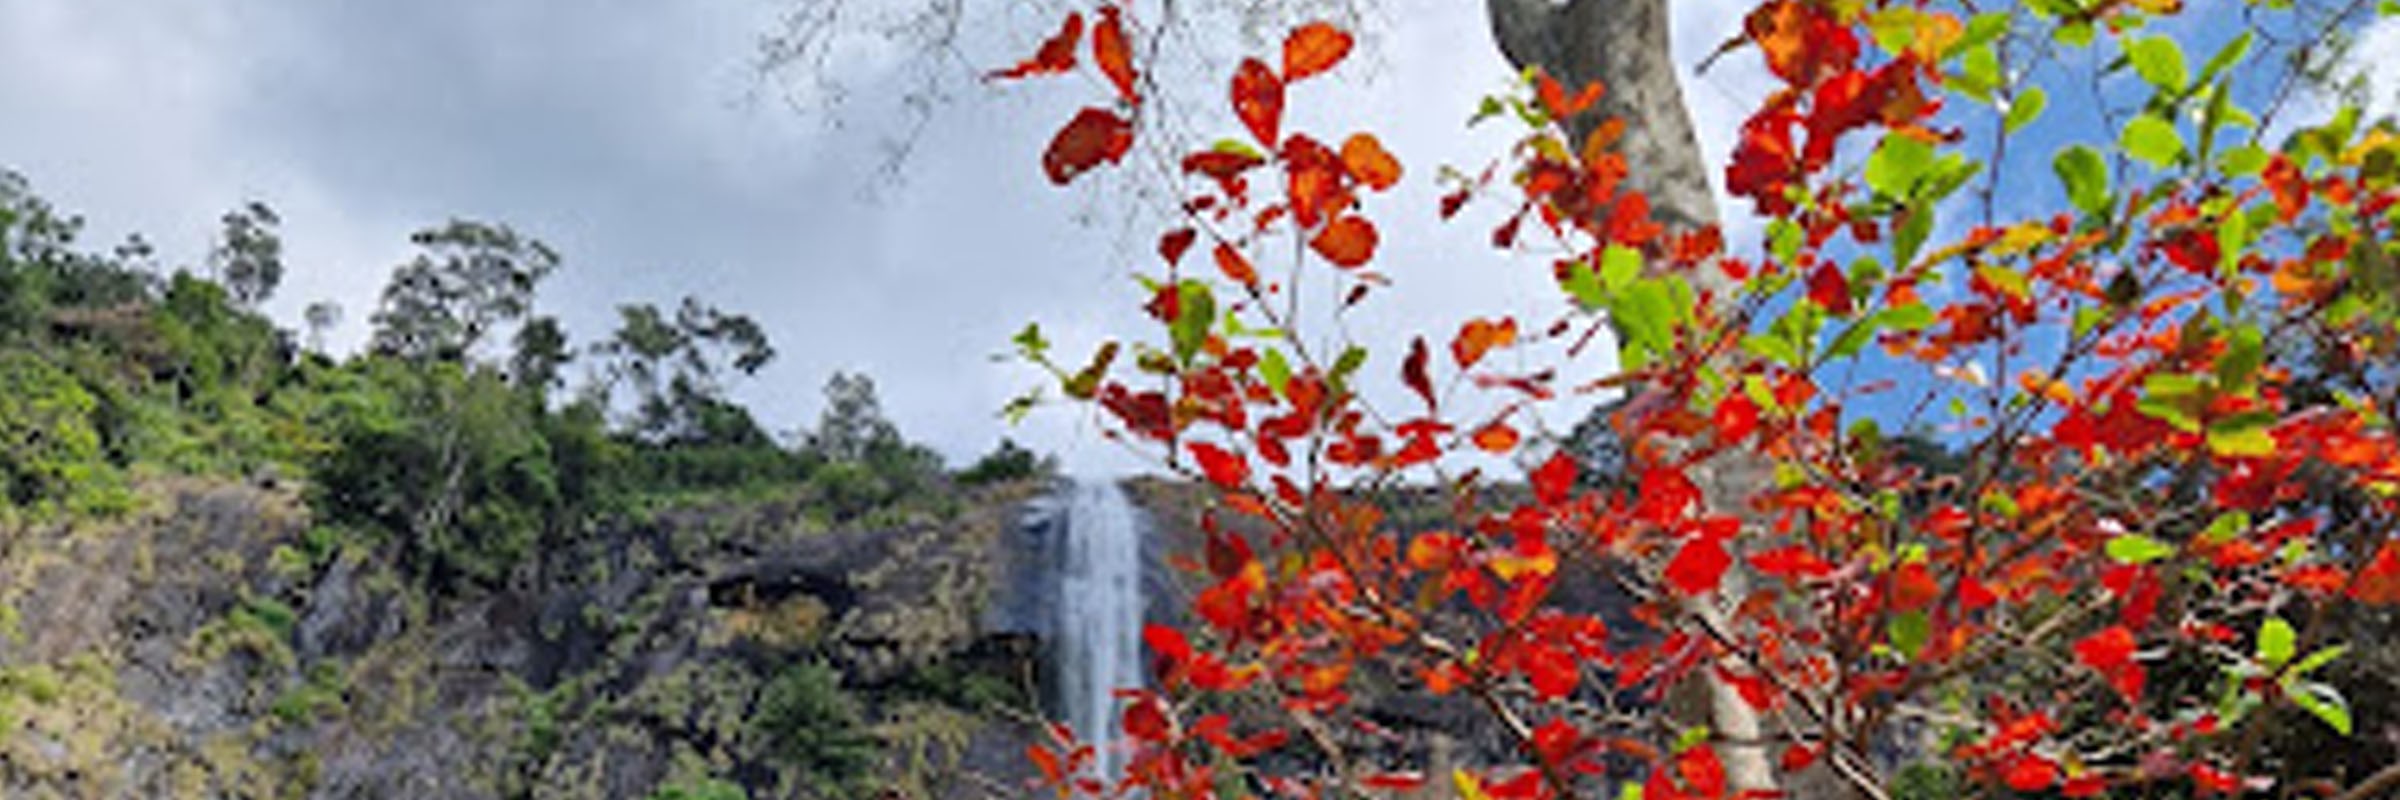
<box><xmin>752</xmin><ymin>661</ymin><xmax>875</xmax><ymax>797</ymax></box>
<box><xmin>0</xmin><ymin>350</ymin><xmax>121</xmax><ymax>516</ymax></box>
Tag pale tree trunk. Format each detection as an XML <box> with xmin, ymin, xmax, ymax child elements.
<box><xmin>1484</xmin><ymin>1</ymin><xmax>1784</xmax><ymax>795</ymax></box>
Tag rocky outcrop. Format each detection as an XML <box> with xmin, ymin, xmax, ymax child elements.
<box><xmin>0</xmin><ymin>477</ymin><xmax>1054</xmax><ymax>799</ymax></box>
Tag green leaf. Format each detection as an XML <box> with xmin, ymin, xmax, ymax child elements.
<box><xmin>2216</xmin><ymin>324</ymin><xmax>2265</xmax><ymax>389</ymax></box>
<box><xmin>1600</xmin><ymin>244</ymin><xmax>1643</xmax><ymax>291</ymax></box>
<box><xmin>2198</xmin><ymin>32</ymin><xmax>2253</xmax><ymax>85</ymax></box>
<box><xmin>1560</xmin><ymin>258</ymin><xmax>1605</xmax><ymax>311</ymax></box>
<box><xmin>2105</xmin><ymin>534</ymin><xmax>2177</xmax><ymax>564</ymax></box>
<box><xmin>1744</xmin><ymin>332</ymin><xmax>1802</xmax><ymax>367</ymax></box>
<box><xmin>1329</xmin><ymin>346</ymin><xmax>1367</xmax><ymax>394</ymax></box>
<box><xmin>2123</xmin><ymin>115</ymin><xmax>2186</xmax><ymax>167</ymax></box>
<box><xmin>2006</xmin><ymin>87</ymin><xmax>2048</xmax><ymax>133</ymax></box>
<box><xmin>2056</xmin><ymin>21</ymin><xmax>2095</xmax><ymax>48</ymax></box>
<box><xmin>1823</xmin><ymin>317</ymin><xmax>1881</xmax><ymax>361</ymax></box>
<box><xmin>2202</xmin><ymin>510</ymin><xmax>2251</xmax><ymax>544</ymax></box>
<box><xmin>2216</xmin><ymin>203</ymin><xmax>2252</xmax><ymax>273</ymax></box>
<box><xmin>1895</xmin><ymin>204</ymin><xmax>1933</xmax><ymax>268</ymax></box>
<box><xmin>1611</xmin><ymin>278</ymin><xmax>1679</xmax><ymax>363</ymax></box>
<box><xmin>2128</xmin><ymin>35</ymin><xmax>2188</xmax><ymax>92</ymax></box>
<box><xmin>2286</xmin><ymin>680</ymin><xmax>2353</xmax><ymax>735</ymax></box>
<box><xmin>1211</xmin><ymin>138</ymin><xmax>1267</xmax><ymax>161</ymax></box>
<box><xmin>1883</xmin><ymin>302</ymin><xmax>1936</xmax><ymax>330</ymax></box>
<box><xmin>1957</xmin><ymin>11</ymin><xmax>2011</xmax><ymax>54</ymax></box>
<box><xmin>2145</xmin><ymin>372</ymin><xmax>2206</xmax><ymax>398</ymax></box>
<box><xmin>1956</xmin><ymin>45</ymin><xmax>2001</xmax><ymax>100</ymax></box>
<box><xmin>1889</xmin><ymin>610</ymin><xmax>1931</xmax><ymax>660</ymax></box>
<box><xmin>1013</xmin><ymin>322</ymin><xmax>1051</xmax><ymax>360</ymax></box>
<box><xmin>2256</xmin><ymin>616</ymin><xmax>2296</xmax><ymax>668</ymax></box>
<box><xmin>2055</xmin><ymin>145</ymin><xmax>2111</xmax><ymax>215</ymax></box>
<box><xmin>1867</xmin><ymin>133</ymin><xmax>1936</xmax><ymax>197</ymax></box>
<box><xmin>1259</xmin><ymin>348</ymin><xmax>1291</xmax><ymax>397</ymax></box>
<box><xmin>2292</xmin><ymin>645</ymin><xmax>2348</xmax><ymax>677</ymax></box>
<box><xmin>1169</xmin><ymin>280</ymin><xmax>1217</xmax><ymax>364</ymax></box>
<box><xmin>2206</xmin><ymin>414</ymin><xmax>2277</xmax><ymax>457</ymax></box>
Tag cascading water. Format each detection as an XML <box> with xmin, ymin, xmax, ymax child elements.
<box><xmin>1055</xmin><ymin>480</ymin><xmax>1145</xmax><ymax>782</ymax></box>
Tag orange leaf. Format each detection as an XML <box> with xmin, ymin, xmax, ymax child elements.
<box><xmin>1536</xmin><ymin>73</ymin><xmax>1604</xmax><ymax>118</ymax></box>
<box><xmin>1043</xmin><ymin>107</ymin><xmax>1132</xmax><ymax>185</ymax></box>
<box><xmin>1451</xmin><ymin>317</ymin><xmax>1517</xmax><ymax>369</ymax></box>
<box><xmin>1309</xmin><ymin>215</ymin><xmax>1378</xmax><ymax>267</ymax></box>
<box><xmin>1213</xmin><ymin>242</ymin><xmax>1257</xmax><ymax>285</ymax></box>
<box><xmin>1231</xmin><ymin>58</ymin><xmax>1284</xmax><ymax>147</ymax></box>
<box><xmin>1340</xmin><ymin>133</ymin><xmax>1402</xmax><ymax>191</ymax></box>
<box><xmin>988</xmin><ymin>13</ymin><xmax>1082</xmax><ymax>80</ymax></box>
<box><xmin>1093</xmin><ymin>6</ymin><xmax>1137</xmax><ymax>102</ymax></box>
<box><xmin>1027</xmin><ymin>743</ymin><xmax>1063</xmax><ymax>784</ymax></box>
<box><xmin>1472</xmin><ymin>420</ymin><xmax>1520</xmax><ymax>453</ymax></box>
<box><xmin>1281</xmin><ymin>21</ymin><xmax>1353</xmax><ymax>82</ymax></box>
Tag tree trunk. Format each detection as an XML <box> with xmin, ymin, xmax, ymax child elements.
<box><xmin>1483</xmin><ymin>1</ymin><xmax>1783</xmax><ymax>795</ymax></box>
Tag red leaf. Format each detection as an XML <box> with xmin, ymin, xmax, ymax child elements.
<box><xmin>2263</xmin><ymin>155</ymin><xmax>2308</xmax><ymax>223</ymax></box>
<box><xmin>1189</xmin><ymin>441</ymin><xmax>1250</xmax><ymax>488</ymax></box>
<box><xmin>1888</xmin><ymin>561</ymin><xmax>1939</xmax><ymax>610</ymax></box>
<box><xmin>1213</xmin><ymin>242</ymin><xmax>1257</xmax><ymax>285</ymax></box>
<box><xmin>1093</xmin><ymin>6</ymin><xmax>1137</xmax><ymax>102</ymax></box>
<box><xmin>1159</xmin><ymin>228</ymin><xmax>1196</xmax><ymax>265</ymax></box>
<box><xmin>1402</xmin><ymin>336</ymin><xmax>1435</xmax><ymax>409</ymax></box>
<box><xmin>1122</xmin><ymin>695</ymin><xmax>1172</xmax><ymax>741</ymax></box>
<box><xmin>1231</xmin><ymin>58</ymin><xmax>1284</xmax><ymax>147</ymax></box>
<box><xmin>1714</xmin><ymin>392</ymin><xmax>1759</xmax><ymax>443</ymax></box>
<box><xmin>1749</xmin><ymin>545</ymin><xmax>1833</xmax><ymax>580</ymax></box>
<box><xmin>988</xmin><ymin>13</ymin><xmax>1082</xmax><ymax>79</ymax></box>
<box><xmin>1310</xmin><ymin>215</ymin><xmax>1378</xmax><ymax>267</ymax></box>
<box><xmin>1182</xmin><ymin>149</ymin><xmax>1264</xmax><ymax>180</ymax></box>
<box><xmin>1665</xmin><ymin>535</ymin><xmax>1732</xmax><ymax>596</ymax></box>
<box><xmin>2073</xmin><ymin>625</ymin><xmax>2138</xmax><ymax>686</ymax></box>
<box><xmin>1675</xmin><ymin>745</ymin><xmax>1729</xmax><ymax>799</ymax></box>
<box><xmin>1806</xmin><ymin>261</ymin><xmax>1853</xmax><ymax>315</ymax></box>
<box><xmin>1451</xmin><ymin>317</ymin><xmax>1517</xmax><ymax>369</ymax></box>
<box><xmin>2352</xmin><ymin>542</ymin><xmax>2400</xmax><ymax>605</ymax></box>
<box><xmin>1532</xmin><ymin>453</ymin><xmax>1577</xmax><ymax>505</ymax></box>
<box><xmin>1281</xmin><ymin>22</ymin><xmax>1353</xmax><ymax>82</ymax></box>
<box><xmin>1340</xmin><ymin>133</ymin><xmax>1402</xmax><ymax>191</ymax></box>
<box><xmin>1043</xmin><ymin>107</ymin><xmax>1133</xmax><ymax>185</ymax></box>
<box><xmin>2004</xmin><ymin>755</ymin><xmax>2060</xmax><ymax>792</ymax></box>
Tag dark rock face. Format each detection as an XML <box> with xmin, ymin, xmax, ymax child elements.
<box><xmin>0</xmin><ymin>479</ymin><xmax>1054</xmax><ymax>799</ymax></box>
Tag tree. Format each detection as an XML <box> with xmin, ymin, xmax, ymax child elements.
<box><xmin>368</xmin><ymin>219</ymin><xmax>559</xmax><ymax>363</ymax></box>
<box><xmin>589</xmin><ymin>296</ymin><xmax>776</xmax><ymax>443</ymax></box>
<box><xmin>211</xmin><ymin>200</ymin><xmax>284</xmax><ymax>307</ymax></box>
<box><xmin>303</xmin><ymin>300</ymin><xmax>342</xmax><ymax>355</ymax></box>
<box><xmin>995</xmin><ymin>4</ymin><xmax>2400</xmax><ymax>800</ymax></box>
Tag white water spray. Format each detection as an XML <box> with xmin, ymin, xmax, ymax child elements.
<box><xmin>1056</xmin><ymin>480</ymin><xmax>1145</xmax><ymax>782</ymax></box>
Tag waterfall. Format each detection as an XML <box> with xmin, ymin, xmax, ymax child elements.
<box><xmin>1056</xmin><ymin>480</ymin><xmax>1145</xmax><ymax>782</ymax></box>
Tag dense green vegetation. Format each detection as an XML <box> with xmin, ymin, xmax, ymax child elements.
<box><xmin>0</xmin><ymin>168</ymin><xmax>1048</xmax><ymax>586</ymax></box>
<box><xmin>0</xmin><ymin>167</ymin><xmax>1064</xmax><ymax>798</ymax></box>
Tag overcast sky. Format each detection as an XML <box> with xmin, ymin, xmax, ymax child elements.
<box><xmin>0</xmin><ymin>1</ymin><xmax>2387</xmax><ymax>476</ymax></box>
